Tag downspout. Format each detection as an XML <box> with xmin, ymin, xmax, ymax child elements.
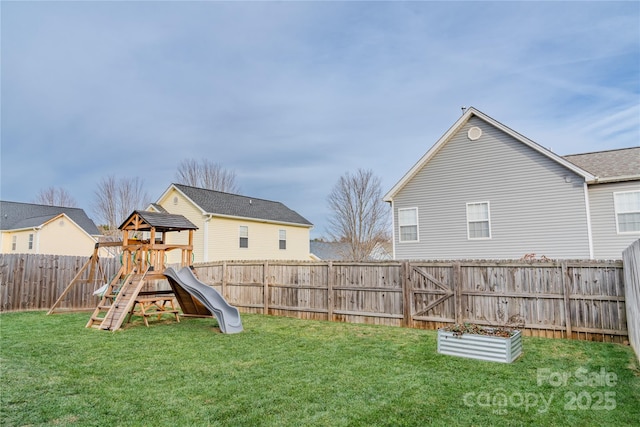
<box><xmin>389</xmin><ymin>200</ymin><xmax>396</xmax><ymax>260</ymax></box>
<box><xmin>203</xmin><ymin>214</ymin><xmax>213</xmax><ymax>262</ymax></box>
<box><xmin>583</xmin><ymin>182</ymin><xmax>594</xmax><ymax>259</ymax></box>
<box><xmin>34</xmin><ymin>227</ymin><xmax>41</xmax><ymax>254</ymax></box>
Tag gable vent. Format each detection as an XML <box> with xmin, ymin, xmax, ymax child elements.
<box><xmin>468</xmin><ymin>126</ymin><xmax>482</xmax><ymax>141</ymax></box>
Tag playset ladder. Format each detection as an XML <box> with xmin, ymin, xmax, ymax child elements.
<box><xmin>86</xmin><ymin>266</ymin><xmax>149</xmax><ymax>331</ymax></box>
<box><xmin>86</xmin><ymin>266</ymin><xmax>125</xmax><ymax>329</ymax></box>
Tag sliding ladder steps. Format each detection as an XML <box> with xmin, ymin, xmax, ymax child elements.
<box><xmin>98</xmin><ymin>267</ymin><xmax>149</xmax><ymax>331</ymax></box>
<box><xmin>88</xmin><ymin>303</ymin><xmax>115</xmax><ymax>325</ymax></box>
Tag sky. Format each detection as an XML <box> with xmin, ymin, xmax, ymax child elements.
<box><xmin>1</xmin><ymin>1</ymin><xmax>639</xmax><ymax>239</ymax></box>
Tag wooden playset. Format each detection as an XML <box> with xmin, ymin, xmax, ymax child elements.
<box><xmin>48</xmin><ymin>210</ymin><xmax>215</xmax><ymax>331</ymax></box>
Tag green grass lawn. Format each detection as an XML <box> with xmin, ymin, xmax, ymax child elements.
<box><xmin>1</xmin><ymin>312</ymin><xmax>639</xmax><ymax>426</ymax></box>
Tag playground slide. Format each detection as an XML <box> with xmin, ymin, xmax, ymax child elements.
<box><xmin>164</xmin><ymin>267</ymin><xmax>243</xmax><ymax>334</ymax></box>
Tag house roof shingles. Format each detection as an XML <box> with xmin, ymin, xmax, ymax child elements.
<box><xmin>310</xmin><ymin>241</ymin><xmax>351</xmax><ymax>260</ymax></box>
<box><xmin>310</xmin><ymin>240</ymin><xmax>393</xmax><ymax>261</ymax></box>
<box><xmin>149</xmin><ymin>203</ymin><xmax>168</xmax><ymax>213</ymax></box>
<box><xmin>173</xmin><ymin>183</ymin><xmax>313</xmax><ymax>227</ymax></box>
<box><xmin>563</xmin><ymin>147</ymin><xmax>640</xmax><ymax>182</ymax></box>
<box><xmin>0</xmin><ymin>201</ymin><xmax>100</xmax><ymax>235</ymax></box>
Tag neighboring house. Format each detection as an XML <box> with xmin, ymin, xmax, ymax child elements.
<box><xmin>369</xmin><ymin>241</ymin><xmax>394</xmax><ymax>261</ymax></box>
<box><xmin>310</xmin><ymin>240</ymin><xmax>393</xmax><ymax>261</ymax></box>
<box><xmin>383</xmin><ymin>107</ymin><xmax>640</xmax><ymax>260</ymax></box>
<box><xmin>149</xmin><ymin>184</ymin><xmax>314</xmax><ymax>262</ymax></box>
<box><xmin>0</xmin><ymin>201</ymin><xmax>102</xmax><ymax>256</ymax></box>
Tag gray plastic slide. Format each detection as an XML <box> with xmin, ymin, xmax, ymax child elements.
<box><xmin>164</xmin><ymin>267</ymin><xmax>243</xmax><ymax>334</ymax></box>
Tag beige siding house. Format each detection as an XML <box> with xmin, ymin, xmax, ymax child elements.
<box><xmin>151</xmin><ymin>184</ymin><xmax>313</xmax><ymax>262</ymax></box>
<box><xmin>0</xmin><ymin>201</ymin><xmax>102</xmax><ymax>256</ymax></box>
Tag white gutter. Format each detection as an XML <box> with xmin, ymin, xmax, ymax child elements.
<box><xmin>6</xmin><ymin>226</ymin><xmax>44</xmax><ymax>233</ymax></box>
<box><xmin>587</xmin><ymin>174</ymin><xmax>640</xmax><ymax>184</ymax></box>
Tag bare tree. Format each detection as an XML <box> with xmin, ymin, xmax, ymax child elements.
<box><xmin>327</xmin><ymin>169</ymin><xmax>390</xmax><ymax>261</ymax></box>
<box><xmin>33</xmin><ymin>186</ymin><xmax>77</xmax><ymax>207</ymax></box>
<box><xmin>175</xmin><ymin>158</ymin><xmax>240</xmax><ymax>193</ymax></box>
<box><xmin>93</xmin><ymin>175</ymin><xmax>149</xmax><ymax>234</ymax></box>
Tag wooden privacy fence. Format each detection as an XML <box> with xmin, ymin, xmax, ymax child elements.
<box><xmin>194</xmin><ymin>259</ymin><xmax>628</xmax><ymax>343</ymax></box>
<box><xmin>0</xmin><ymin>254</ymin><xmax>120</xmax><ymax>312</ymax></box>
<box><xmin>622</xmin><ymin>239</ymin><xmax>640</xmax><ymax>362</ymax></box>
<box><xmin>0</xmin><ymin>254</ymin><xmax>630</xmax><ymax>344</ymax></box>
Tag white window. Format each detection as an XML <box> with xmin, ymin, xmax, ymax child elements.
<box><xmin>239</xmin><ymin>226</ymin><xmax>249</xmax><ymax>248</ymax></box>
<box><xmin>398</xmin><ymin>208</ymin><xmax>418</xmax><ymax>242</ymax></box>
<box><xmin>614</xmin><ymin>191</ymin><xmax>640</xmax><ymax>234</ymax></box>
<box><xmin>28</xmin><ymin>234</ymin><xmax>34</xmax><ymax>250</ymax></box>
<box><xmin>467</xmin><ymin>202</ymin><xmax>491</xmax><ymax>239</ymax></box>
<box><xmin>279</xmin><ymin>229</ymin><xmax>286</xmax><ymax>250</ymax></box>
<box><xmin>11</xmin><ymin>236</ymin><xmax>17</xmax><ymax>251</ymax></box>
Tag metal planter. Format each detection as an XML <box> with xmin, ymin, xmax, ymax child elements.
<box><xmin>437</xmin><ymin>329</ymin><xmax>523</xmax><ymax>363</ymax></box>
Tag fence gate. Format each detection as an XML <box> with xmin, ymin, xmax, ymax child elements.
<box><xmin>408</xmin><ymin>263</ymin><xmax>458</xmax><ymax>325</ymax></box>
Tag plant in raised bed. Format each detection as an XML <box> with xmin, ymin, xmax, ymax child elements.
<box><xmin>444</xmin><ymin>322</ymin><xmax>515</xmax><ymax>338</ymax></box>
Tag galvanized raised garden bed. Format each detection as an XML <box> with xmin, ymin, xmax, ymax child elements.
<box><xmin>437</xmin><ymin>327</ymin><xmax>523</xmax><ymax>363</ymax></box>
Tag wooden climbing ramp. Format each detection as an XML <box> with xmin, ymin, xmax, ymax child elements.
<box><xmin>87</xmin><ymin>266</ymin><xmax>150</xmax><ymax>331</ymax></box>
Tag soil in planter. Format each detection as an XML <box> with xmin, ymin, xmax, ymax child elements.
<box><xmin>442</xmin><ymin>323</ymin><xmax>515</xmax><ymax>338</ymax></box>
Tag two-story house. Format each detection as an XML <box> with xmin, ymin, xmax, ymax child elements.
<box><xmin>150</xmin><ymin>184</ymin><xmax>314</xmax><ymax>262</ymax></box>
<box><xmin>383</xmin><ymin>107</ymin><xmax>639</xmax><ymax>260</ymax></box>
<box><xmin>0</xmin><ymin>201</ymin><xmax>102</xmax><ymax>256</ymax></box>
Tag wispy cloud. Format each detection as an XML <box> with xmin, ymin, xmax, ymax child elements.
<box><xmin>2</xmin><ymin>1</ymin><xmax>638</xmax><ymax>236</ymax></box>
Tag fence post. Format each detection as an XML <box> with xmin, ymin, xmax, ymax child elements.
<box><xmin>453</xmin><ymin>262</ymin><xmax>462</xmax><ymax>325</ymax></box>
<box><xmin>327</xmin><ymin>261</ymin><xmax>334</xmax><ymax>321</ymax></box>
<box><xmin>221</xmin><ymin>261</ymin><xmax>227</xmax><ymax>299</ymax></box>
<box><xmin>561</xmin><ymin>262</ymin><xmax>573</xmax><ymax>339</ymax></box>
<box><xmin>623</xmin><ymin>239</ymin><xmax>640</xmax><ymax>363</ymax></box>
<box><xmin>402</xmin><ymin>262</ymin><xmax>413</xmax><ymax>328</ymax></box>
<box><xmin>263</xmin><ymin>261</ymin><xmax>269</xmax><ymax>315</ymax></box>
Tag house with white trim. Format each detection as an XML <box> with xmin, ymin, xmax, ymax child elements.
<box><xmin>0</xmin><ymin>201</ymin><xmax>102</xmax><ymax>256</ymax></box>
<box><xmin>150</xmin><ymin>184</ymin><xmax>314</xmax><ymax>262</ymax></box>
<box><xmin>383</xmin><ymin>107</ymin><xmax>640</xmax><ymax>260</ymax></box>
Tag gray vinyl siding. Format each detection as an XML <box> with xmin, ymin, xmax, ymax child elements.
<box><xmin>393</xmin><ymin>116</ymin><xmax>591</xmax><ymax>260</ymax></box>
<box><xmin>588</xmin><ymin>181</ymin><xmax>640</xmax><ymax>259</ymax></box>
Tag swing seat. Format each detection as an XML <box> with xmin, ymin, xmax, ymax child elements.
<box><xmin>93</xmin><ymin>283</ymin><xmax>109</xmax><ymax>297</ymax></box>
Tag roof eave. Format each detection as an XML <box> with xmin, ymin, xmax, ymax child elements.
<box><xmin>40</xmin><ymin>213</ymin><xmax>99</xmax><ymax>242</ymax></box>
<box><xmin>1</xmin><ymin>213</ymin><xmax>61</xmax><ymax>232</ymax></box>
<box><xmin>40</xmin><ymin>213</ymin><xmax>67</xmax><ymax>228</ymax></box>
<box><xmin>157</xmin><ymin>184</ymin><xmax>208</xmax><ymax>216</ymax></box>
